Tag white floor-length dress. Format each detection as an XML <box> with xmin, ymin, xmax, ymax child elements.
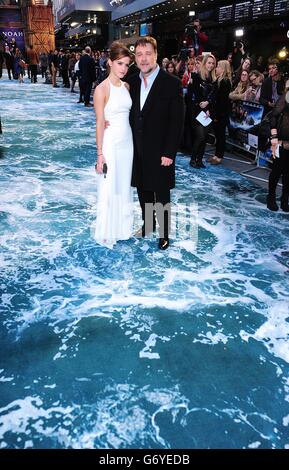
<box><xmin>92</xmin><ymin>81</ymin><xmax>134</xmax><ymax>248</ymax></box>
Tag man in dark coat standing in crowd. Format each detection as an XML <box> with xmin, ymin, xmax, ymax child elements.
<box><xmin>79</xmin><ymin>46</ymin><xmax>96</xmax><ymax>107</ymax></box>
<box><xmin>0</xmin><ymin>35</ymin><xmax>5</xmax><ymax>79</ymax></box>
<box><xmin>127</xmin><ymin>36</ymin><xmax>184</xmax><ymax>250</ymax></box>
<box><xmin>260</xmin><ymin>59</ymin><xmax>285</xmax><ymax>115</ymax></box>
<box><xmin>26</xmin><ymin>45</ymin><xmax>39</xmax><ymax>83</ymax></box>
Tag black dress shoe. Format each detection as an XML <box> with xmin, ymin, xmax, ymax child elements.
<box><xmin>267</xmin><ymin>196</ymin><xmax>278</xmax><ymax>211</ymax></box>
<box><xmin>189</xmin><ymin>159</ymin><xmax>197</xmax><ymax>168</ymax></box>
<box><xmin>158</xmin><ymin>238</ymin><xmax>169</xmax><ymax>250</ymax></box>
<box><xmin>280</xmin><ymin>195</ymin><xmax>289</xmax><ymax>212</ymax></box>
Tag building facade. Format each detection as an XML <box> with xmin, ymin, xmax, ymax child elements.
<box><xmin>111</xmin><ymin>0</ymin><xmax>289</xmax><ymax>62</ymax></box>
<box><xmin>52</xmin><ymin>0</ymin><xmax>113</xmax><ymax>50</ymax></box>
<box><xmin>0</xmin><ymin>0</ymin><xmax>55</xmax><ymax>53</ymax></box>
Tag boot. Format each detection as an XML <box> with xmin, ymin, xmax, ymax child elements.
<box><xmin>280</xmin><ymin>193</ymin><xmax>289</xmax><ymax>212</ymax></box>
<box><xmin>197</xmin><ymin>156</ymin><xmax>206</xmax><ymax>169</ymax></box>
<box><xmin>189</xmin><ymin>156</ymin><xmax>199</xmax><ymax>168</ymax></box>
<box><xmin>266</xmin><ymin>195</ymin><xmax>278</xmax><ymax>211</ymax></box>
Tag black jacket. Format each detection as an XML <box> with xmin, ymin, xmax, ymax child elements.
<box><xmin>187</xmin><ymin>72</ymin><xmax>215</xmax><ymax>118</ymax></box>
<box><xmin>4</xmin><ymin>52</ymin><xmax>13</xmax><ymax>68</ymax></box>
<box><xmin>79</xmin><ymin>54</ymin><xmax>96</xmax><ymax>83</ymax></box>
<box><xmin>127</xmin><ymin>69</ymin><xmax>184</xmax><ymax>191</ymax></box>
<box><xmin>213</xmin><ymin>78</ymin><xmax>232</xmax><ymax>121</ymax></box>
<box><xmin>260</xmin><ymin>76</ymin><xmax>285</xmax><ymax>114</ymax></box>
<box><xmin>270</xmin><ymin>94</ymin><xmax>289</xmax><ymax>141</ymax></box>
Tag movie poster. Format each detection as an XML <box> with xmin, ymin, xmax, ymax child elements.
<box><xmin>229</xmin><ymin>101</ymin><xmax>264</xmax><ymax>131</ymax></box>
<box><xmin>0</xmin><ymin>28</ymin><xmax>25</xmax><ymax>51</ymax></box>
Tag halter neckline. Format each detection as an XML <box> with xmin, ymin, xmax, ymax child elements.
<box><xmin>109</xmin><ymin>79</ymin><xmax>123</xmax><ymax>88</ymax></box>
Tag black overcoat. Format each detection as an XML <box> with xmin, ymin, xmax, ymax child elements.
<box><xmin>127</xmin><ymin>69</ymin><xmax>184</xmax><ymax>191</ymax></box>
<box><xmin>79</xmin><ymin>54</ymin><xmax>96</xmax><ymax>83</ymax></box>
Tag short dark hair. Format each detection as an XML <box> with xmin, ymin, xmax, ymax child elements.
<box><xmin>268</xmin><ymin>58</ymin><xmax>279</xmax><ymax>67</ymax></box>
<box><xmin>135</xmin><ymin>36</ymin><xmax>157</xmax><ymax>53</ymax></box>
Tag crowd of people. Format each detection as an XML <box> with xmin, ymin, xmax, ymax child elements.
<box><xmin>1</xmin><ymin>25</ymin><xmax>289</xmax><ymax>220</ymax></box>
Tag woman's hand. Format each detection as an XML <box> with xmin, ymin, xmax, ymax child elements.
<box><xmin>200</xmin><ymin>101</ymin><xmax>209</xmax><ymax>109</ymax></box>
<box><xmin>271</xmin><ymin>138</ymin><xmax>279</xmax><ymax>159</ymax></box>
<box><xmin>95</xmin><ymin>155</ymin><xmax>106</xmax><ymax>174</ymax></box>
<box><xmin>161</xmin><ymin>156</ymin><xmax>173</xmax><ymax>166</ymax></box>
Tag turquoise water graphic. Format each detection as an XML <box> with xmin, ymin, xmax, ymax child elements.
<box><xmin>1</xmin><ymin>79</ymin><xmax>289</xmax><ymax>449</ymax></box>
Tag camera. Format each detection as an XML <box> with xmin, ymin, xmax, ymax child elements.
<box><xmin>236</xmin><ymin>41</ymin><xmax>244</xmax><ymax>50</ymax></box>
<box><xmin>184</xmin><ymin>23</ymin><xmax>196</xmax><ymax>37</ymax></box>
<box><xmin>179</xmin><ymin>47</ymin><xmax>189</xmax><ymax>62</ymax></box>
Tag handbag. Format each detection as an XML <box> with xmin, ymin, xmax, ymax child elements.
<box><xmin>19</xmin><ymin>59</ymin><xmax>26</xmax><ymax>68</ymax></box>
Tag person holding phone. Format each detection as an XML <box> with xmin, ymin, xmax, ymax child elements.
<box><xmin>92</xmin><ymin>42</ymin><xmax>134</xmax><ymax>247</ymax></box>
<box><xmin>267</xmin><ymin>81</ymin><xmax>289</xmax><ymax>212</ymax></box>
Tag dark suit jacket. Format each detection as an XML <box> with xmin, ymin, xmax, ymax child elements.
<box><xmin>79</xmin><ymin>54</ymin><xmax>96</xmax><ymax>83</ymax></box>
<box><xmin>213</xmin><ymin>78</ymin><xmax>232</xmax><ymax>121</ymax></box>
<box><xmin>260</xmin><ymin>76</ymin><xmax>285</xmax><ymax>114</ymax></box>
<box><xmin>4</xmin><ymin>52</ymin><xmax>13</xmax><ymax>68</ymax></box>
<box><xmin>127</xmin><ymin>69</ymin><xmax>184</xmax><ymax>191</ymax></box>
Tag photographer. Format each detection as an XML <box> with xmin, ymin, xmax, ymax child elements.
<box><xmin>183</xmin><ymin>18</ymin><xmax>208</xmax><ymax>56</ymax></box>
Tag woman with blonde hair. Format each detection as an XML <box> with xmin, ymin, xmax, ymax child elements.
<box><xmin>187</xmin><ymin>54</ymin><xmax>216</xmax><ymax>168</ymax></box>
<box><xmin>209</xmin><ymin>60</ymin><xmax>232</xmax><ymax>165</ymax></box>
<box><xmin>181</xmin><ymin>58</ymin><xmax>196</xmax><ymax>89</ymax></box>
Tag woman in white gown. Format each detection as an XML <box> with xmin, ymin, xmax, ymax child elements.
<box><xmin>92</xmin><ymin>42</ymin><xmax>134</xmax><ymax>248</ymax></box>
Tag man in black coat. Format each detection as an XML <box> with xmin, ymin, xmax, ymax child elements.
<box><xmin>127</xmin><ymin>37</ymin><xmax>184</xmax><ymax>250</ymax></box>
<box><xmin>260</xmin><ymin>59</ymin><xmax>285</xmax><ymax>115</ymax></box>
<box><xmin>0</xmin><ymin>38</ymin><xmax>4</xmax><ymax>79</ymax></box>
<box><xmin>4</xmin><ymin>46</ymin><xmax>14</xmax><ymax>80</ymax></box>
<box><xmin>79</xmin><ymin>46</ymin><xmax>96</xmax><ymax>107</ymax></box>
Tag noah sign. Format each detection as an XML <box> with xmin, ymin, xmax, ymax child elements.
<box><xmin>0</xmin><ymin>28</ymin><xmax>25</xmax><ymax>50</ymax></box>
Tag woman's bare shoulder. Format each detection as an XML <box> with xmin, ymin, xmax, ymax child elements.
<box><xmin>95</xmin><ymin>79</ymin><xmax>109</xmax><ymax>96</ymax></box>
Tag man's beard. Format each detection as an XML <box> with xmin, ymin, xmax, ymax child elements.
<box><xmin>141</xmin><ymin>65</ymin><xmax>155</xmax><ymax>74</ymax></box>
